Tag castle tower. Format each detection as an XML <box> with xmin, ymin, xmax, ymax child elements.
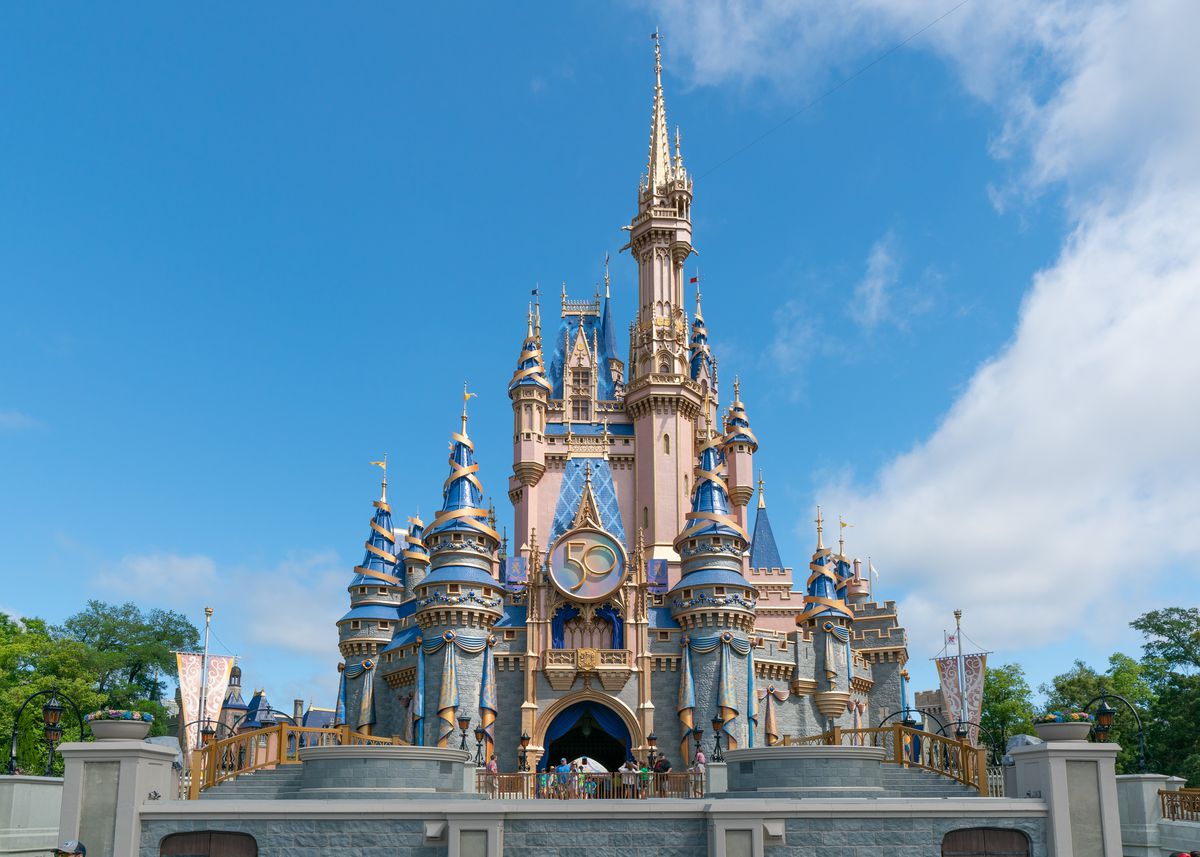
<box><xmin>669</xmin><ymin>433</ymin><xmax>756</xmax><ymax>758</ymax></box>
<box><xmin>625</xmin><ymin>36</ymin><xmax>703</xmax><ymax>575</ymax></box>
<box><xmin>721</xmin><ymin>378</ymin><xmax>758</xmax><ymax>535</ymax></box>
<box><xmin>797</xmin><ymin>507</ymin><xmax>855</xmax><ymax>728</ymax></box>
<box><xmin>337</xmin><ymin>462</ymin><xmax>405</xmax><ymax>732</ymax></box>
<box><xmin>412</xmin><ymin>390</ymin><xmax>504</xmax><ymax>748</ymax></box>
<box><xmin>509</xmin><ymin>302</ymin><xmax>552</xmax><ymax>555</ymax></box>
<box><xmin>401</xmin><ymin>514</ymin><xmax>430</xmax><ymax>591</ymax></box>
<box><xmin>218</xmin><ymin>661</ymin><xmax>247</xmax><ymax>736</ymax></box>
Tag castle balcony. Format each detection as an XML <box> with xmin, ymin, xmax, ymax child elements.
<box><xmin>543</xmin><ymin>647</ymin><xmax>631</xmax><ymax>692</ymax></box>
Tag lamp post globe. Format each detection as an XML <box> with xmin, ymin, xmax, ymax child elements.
<box><xmin>457</xmin><ymin>716</ymin><xmax>471</xmax><ymax>752</ymax></box>
<box><xmin>473</xmin><ymin>725</ymin><xmax>486</xmax><ymax>766</ymax></box>
<box><xmin>710</xmin><ymin>716</ymin><xmax>724</xmax><ymax>762</ymax></box>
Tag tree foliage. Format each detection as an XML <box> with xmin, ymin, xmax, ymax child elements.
<box><xmin>980</xmin><ymin>662</ymin><xmax>1036</xmax><ymax>751</ymax></box>
<box><xmin>1</xmin><ymin>602</ymin><xmax>199</xmax><ymax>775</ymax></box>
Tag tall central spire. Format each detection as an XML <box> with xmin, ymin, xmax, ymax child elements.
<box><xmin>645</xmin><ymin>30</ymin><xmax>674</xmax><ymax>194</ymax></box>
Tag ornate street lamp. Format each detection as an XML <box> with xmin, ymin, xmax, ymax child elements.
<box><xmin>1086</xmin><ymin>692</ymin><xmax>1146</xmax><ymax>774</ymax></box>
<box><xmin>200</xmin><ymin>723</ymin><xmax>217</xmax><ymax>747</ymax></box>
<box><xmin>693</xmin><ymin>727</ymin><xmax>705</xmax><ymax>759</ymax></box>
<box><xmin>518</xmin><ymin>732</ymin><xmax>530</xmax><ymax>772</ymax></box>
<box><xmin>457</xmin><ymin>715</ymin><xmax>471</xmax><ymax>752</ymax></box>
<box><xmin>6</xmin><ymin>687</ymin><xmax>84</xmax><ymax>776</ymax></box>
<box><xmin>473</xmin><ymin>725</ymin><xmax>486</xmax><ymax>766</ymax></box>
<box><xmin>710</xmin><ymin>716</ymin><xmax>724</xmax><ymax>763</ymax></box>
<box><xmin>646</xmin><ymin>732</ymin><xmax>658</xmax><ymax>767</ymax></box>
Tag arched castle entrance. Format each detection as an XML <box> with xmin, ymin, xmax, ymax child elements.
<box><xmin>533</xmin><ymin>692</ymin><xmax>642</xmax><ymax>772</ymax></box>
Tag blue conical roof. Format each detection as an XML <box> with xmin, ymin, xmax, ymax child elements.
<box><xmin>601</xmin><ymin>293</ymin><xmax>619</xmax><ymax>363</ymax></box>
<box><xmin>676</xmin><ymin>441</ymin><xmax>749</xmax><ymax>545</ymax></box>
<box><xmin>425</xmin><ymin>412</ymin><xmax>499</xmax><ymax>542</ymax></box>
<box><xmin>509</xmin><ymin>311</ymin><xmax>552</xmax><ymax>393</ymax></box>
<box><xmin>798</xmin><ymin>516</ymin><xmax>853</xmax><ymax>622</ymax></box>
<box><xmin>350</xmin><ymin>480</ymin><xmax>401</xmax><ymax>587</ymax></box>
<box><xmin>749</xmin><ymin>504</ymin><xmax>782</xmax><ymax>570</ymax></box>
<box><xmin>689</xmin><ymin>311</ymin><xmax>714</xmax><ymax>383</ymax></box>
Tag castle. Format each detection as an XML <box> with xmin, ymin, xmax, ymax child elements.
<box><xmin>334</xmin><ymin>39</ymin><xmax>909</xmax><ymax>772</ymax></box>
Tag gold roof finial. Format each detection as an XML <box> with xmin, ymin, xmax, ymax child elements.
<box><xmin>733</xmin><ymin>375</ymin><xmax>741</xmax><ymax>403</ymax></box>
<box><xmin>370</xmin><ymin>455</ymin><xmax>388</xmax><ymax>502</ymax></box>
<box><xmin>604</xmin><ymin>252</ymin><xmax>611</xmax><ymax>299</ymax></box>
<box><xmin>694</xmin><ymin>270</ymin><xmax>702</xmax><ymax>319</ymax></box>
<box><xmin>815</xmin><ymin>505</ymin><xmax>824</xmax><ymax>549</ymax></box>
<box><xmin>757</xmin><ymin>470</ymin><xmax>765</xmax><ymax>509</ymax></box>
<box><xmin>526</xmin><ymin>303</ymin><xmax>534</xmax><ymax>338</ymax></box>
<box><xmin>675</xmin><ymin>125</ymin><xmax>684</xmax><ymax>173</ymax></box>
<box><xmin>461</xmin><ymin>382</ymin><xmax>476</xmax><ymax>436</ymax></box>
<box><xmin>838</xmin><ymin>515</ymin><xmax>852</xmax><ymax>558</ymax></box>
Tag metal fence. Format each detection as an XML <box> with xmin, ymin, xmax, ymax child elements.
<box><xmin>475</xmin><ymin>770</ymin><xmax>705</xmax><ymax>800</ymax></box>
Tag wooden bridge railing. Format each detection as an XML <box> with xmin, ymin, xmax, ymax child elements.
<box><xmin>187</xmin><ymin>723</ymin><xmax>404</xmax><ymax>798</ymax></box>
<box><xmin>475</xmin><ymin>770</ymin><xmax>704</xmax><ymax>800</ymax></box>
<box><xmin>1160</xmin><ymin>787</ymin><xmax>1200</xmax><ymax>821</ymax></box>
<box><xmin>782</xmin><ymin>723</ymin><xmax>989</xmax><ymax>795</ymax></box>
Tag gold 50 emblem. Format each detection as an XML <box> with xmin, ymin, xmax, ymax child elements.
<box><xmin>548</xmin><ymin>528</ymin><xmax>627</xmax><ymax>602</ymax></box>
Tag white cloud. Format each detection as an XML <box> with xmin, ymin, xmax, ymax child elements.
<box><xmin>660</xmin><ymin>0</ymin><xmax>1200</xmax><ymax>662</ymax></box>
<box><xmin>851</xmin><ymin>233</ymin><xmax>899</xmax><ymax>329</ymax></box>
<box><xmin>0</xmin><ymin>411</ymin><xmax>39</xmax><ymax>430</ymax></box>
<box><xmin>93</xmin><ymin>553</ymin><xmax>219</xmax><ymax>605</ymax></box>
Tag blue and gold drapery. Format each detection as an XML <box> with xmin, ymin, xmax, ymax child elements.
<box><xmin>417</xmin><ymin>631</ymin><xmax>494</xmax><ymax>749</ymax></box>
<box><xmin>334</xmin><ymin>663</ymin><xmax>347</xmax><ymax>726</ymax></box>
<box><xmin>754</xmin><ymin>684</ymin><xmax>791</xmax><ymax>746</ymax></box>
<box><xmin>679</xmin><ymin>632</ymin><xmax>753</xmax><ymax>752</ymax></box>
<box><xmin>821</xmin><ymin>620</ymin><xmax>852</xmax><ymax>687</ymax></box>
<box><xmin>343</xmin><ymin>659</ymin><xmax>376</xmax><ymax>729</ymax></box>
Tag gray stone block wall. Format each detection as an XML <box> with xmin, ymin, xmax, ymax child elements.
<box><xmin>140</xmin><ymin>818</ymin><xmax>441</xmax><ymax>857</ymax></box>
<box><xmin>492</xmin><ymin>669</ymin><xmax>523</xmax><ymax>770</ymax></box>
<box><xmin>769</xmin><ymin>816</ymin><xmax>1048</xmax><ymax>857</ymax></box>
<box><xmin>870</xmin><ymin>661</ymin><xmax>903</xmax><ymax>727</ymax></box>
<box><xmin>503</xmin><ymin>817</ymin><xmax>706</xmax><ymax>856</ymax></box>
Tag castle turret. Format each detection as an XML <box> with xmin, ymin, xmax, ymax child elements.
<box><xmin>401</xmin><ymin>514</ymin><xmax>430</xmax><ymax>591</ymax></box>
<box><xmin>721</xmin><ymin>377</ymin><xmax>758</xmax><ymax>534</ymax></box>
<box><xmin>413</xmin><ymin>389</ymin><xmax>504</xmax><ymax>747</ymax></box>
<box><xmin>337</xmin><ymin>461</ymin><xmax>405</xmax><ymax>732</ymax></box>
<box><xmin>798</xmin><ymin>507</ymin><xmax>855</xmax><ymax>727</ymax></box>
<box><xmin>509</xmin><ymin>303</ymin><xmax>551</xmax><ymax>554</ymax></box>
<box><xmin>669</xmin><ymin>434</ymin><xmax>756</xmax><ymax>757</ymax></box>
<box><xmin>626</xmin><ymin>36</ymin><xmax>703</xmax><ymax>579</ymax></box>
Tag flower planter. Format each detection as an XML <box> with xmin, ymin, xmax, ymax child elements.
<box><xmin>88</xmin><ymin>719</ymin><xmax>152</xmax><ymax>741</ymax></box>
<box><xmin>1033</xmin><ymin>721</ymin><xmax>1092</xmax><ymax>742</ymax></box>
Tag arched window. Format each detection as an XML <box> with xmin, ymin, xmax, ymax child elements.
<box><xmin>643</xmin><ymin>507</ymin><xmax>649</xmax><ymax>529</ymax></box>
<box><xmin>663</xmin><ymin>434</ymin><xmax>670</xmax><ymax>455</ymax></box>
<box><xmin>941</xmin><ymin>828</ymin><xmax>1030</xmax><ymax>857</ymax></box>
<box><xmin>161</xmin><ymin>832</ymin><xmax>258</xmax><ymax>856</ymax></box>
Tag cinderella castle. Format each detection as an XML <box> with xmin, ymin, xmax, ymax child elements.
<box><xmin>334</xmin><ymin>39</ymin><xmax>910</xmax><ymax>773</ymax></box>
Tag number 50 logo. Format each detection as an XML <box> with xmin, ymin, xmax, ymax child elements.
<box><xmin>549</xmin><ymin>528</ymin><xmax>627</xmax><ymax>602</ymax></box>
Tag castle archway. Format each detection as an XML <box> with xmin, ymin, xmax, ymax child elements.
<box><xmin>533</xmin><ymin>692</ymin><xmax>642</xmax><ymax>772</ymax></box>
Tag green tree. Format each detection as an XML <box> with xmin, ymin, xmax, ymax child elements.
<box><xmin>1041</xmin><ymin>654</ymin><xmax>1153</xmax><ymax>773</ymax></box>
<box><xmin>1131</xmin><ymin>607</ymin><xmax>1200</xmax><ymax>785</ymax></box>
<box><xmin>56</xmin><ymin>599</ymin><xmax>199</xmax><ymax>729</ymax></box>
<box><xmin>980</xmin><ymin>663</ymin><xmax>1036</xmax><ymax>754</ymax></box>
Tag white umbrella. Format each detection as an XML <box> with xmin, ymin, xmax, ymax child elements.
<box><xmin>572</xmin><ymin>756</ymin><xmax>608</xmax><ymax>772</ymax></box>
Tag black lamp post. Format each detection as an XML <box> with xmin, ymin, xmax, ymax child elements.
<box><xmin>6</xmin><ymin>687</ymin><xmax>85</xmax><ymax>777</ymax></box>
<box><xmin>518</xmin><ymin>732</ymin><xmax>530</xmax><ymax>772</ymax></box>
<box><xmin>473</xmin><ymin>725</ymin><xmax>486</xmax><ymax>766</ymax></box>
<box><xmin>646</xmin><ymin>732</ymin><xmax>658</xmax><ymax>767</ymax></box>
<box><xmin>710</xmin><ymin>716</ymin><xmax>724</xmax><ymax>763</ymax></box>
<box><xmin>693</xmin><ymin>727</ymin><xmax>705</xmax><ymax>758</ymax></box>
<box><xmin>457</xmin><ymin>716</ymin><xmax>471</xmax><ymax>752</ymax></box>
<box><xmin>1086</xmin><ymin>692</ymin><xmax>1146</xmax><ymax>774</ymax></box>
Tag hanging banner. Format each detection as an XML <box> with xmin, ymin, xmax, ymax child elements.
<box><xmin>505</xmin><ymin>556</ymin><xmax>528</xmax><ymax>588</ymax></box>
<box><xmin>935</xmin><ymin>653</ymin><xmax>988</xmax><ymax>745</ymax></box>
<box><xmin>176</xmin><ymin>653</ymin><xmax>236</xmax><ymax>755</ymax></box>
<box><xmin>646</xmin><ymin>559</ymin><xmax>668</xmax><ymax>594</ymax></box>
<box><xmin>176</xmin><ymin>652</ymin><xmax>204</xmax><ymax>753</ymax></box>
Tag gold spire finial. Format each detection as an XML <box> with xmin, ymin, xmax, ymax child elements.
<box><xmin>815</xmin><ymin>505</ymin><xmax>824</xmax><ymax>549</ymax></box>
<box><xmin>461</xmin><ymin>382</ymin><xmax>476</xmax><ymax>435</ymax></box>
<box><xmin>757</xmin><ymin>470</ymin><xmax>765</xmax><ymax>509</ymax></box>
<box><xmin>838</xmin><ymin>514</ymin><xmax>852</xmax><ymax>557</ymax></box>
<box><xmin>370</xmin><ymin>455</ymin><xmax>388</xmax><ymax>502</ymax></box>
<box><xmin>604</xmin><ymin>252</ymin><xmax>611</xmax><ymax>299</ymax></box>
<box><xmin>675</xmin><ymin>125</ymin><xmax>684</xmax><ymax>173</ymax></box>
<box><xmin>527</xmin><ymin>303</ymin><xmax>534</xmax><ymax>338</ymax></box>
<box><xmin>694</xmin><ymin>271</ymin><xmax>702</xmax><ymax>319</ymax></box>
<box><xmin>733</xmin><ymin>375</ymin><xmax>741</xmax><ymax>402</ymax></box>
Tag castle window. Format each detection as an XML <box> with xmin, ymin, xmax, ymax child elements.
<box><xmin>715</xmin><ymin>587</ymin><xmax>725</xmax><ymax>595</ymax></box>
<box><xmin>378</xmin><ymin>588</ymin><xmax>387</xmax><ymax>595</ymax></box>
<box><xmin>682</xmin><ymin>590</ymin><xmax>692</xmax><ymax>599</ymax></box>
<box><xmin>571</xmin><ymin>397</ymin><xmax>590</xmax><ymax>422</ymax></box>
<box><xmin>379</xmin><ymin>621</ymin><xmax>389</xmax><ymax>630</ymax></box>
<box><xmin>571</xmin><ymin>368</ymin><xmax>592</xmax><ymax>391</ymax></box>
<box><xmin>663</xmin><ymin>434</ymin><xmax>670</xmax><ymax>454</ymax></box>
<box><xmin>453</xmin><ymin>533</ymin><xmax>462</xmax><ymax>542</ymax></box>
<box><xmin>504</xmin><ymin>630</ymin><xmax>516</xmax><ymax>640</ymax></box>
<box><xmin>448</xmin><ymin>584</ymin><xmax>460</xmax><ymax>594</ymax></box>
<box><xmin>643</xmin><ymin>507</ymin><xmax>649</xmax><ymax>528</ymax></box>
<box><xmin>657</xmin><ymin>631</ymin><xmax>670</xmax><ymax>642</ymax></box>
<box><xmin>358</xmin><ymin>587</ymin><xmax>367</xmax><ymax>594</ymax></box>
<box><xmin>351</xmin><ymin>621</ymin><xmax>361</xmax><ymax>630</ymax></box>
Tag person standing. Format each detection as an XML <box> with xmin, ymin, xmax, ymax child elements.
<box><xmin>619</xmin><ymin>758</ymin><xmax>638</xmax><ymax>798</ymax></box>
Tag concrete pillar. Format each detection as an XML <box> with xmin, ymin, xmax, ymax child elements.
<box><xmin>57</xmin><ymin>740</ymin><xmax>177</xmax><ymax>857</ymax></box>
<box><xmin>1009</xmin><ymin>741</ymin><xmax>1122</xmax><ymax>857</ymax></box>
<box><xmin>0</xmin><ymin>775</ymin><xmax>63</xmax><ymax>856</ymax></box>
<box><xmin>1115</xmin><ymin>773</ymin><xmax>1173</xmax><ymax>857</ymax></box>
<box><xmin>705</xmin><ymin>761</ymin><xmax>728</xmax><ymax>795</ymax></box>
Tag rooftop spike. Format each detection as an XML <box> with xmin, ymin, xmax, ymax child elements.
<box><xmin>815</xmin><ymin>505</ymin><xmax>825</xmax><ymax>550</ymax></box>
<box><xmin>370</xmin><ymin>455</ymin><xmax>388</xmax><ymax>503</ymax></box>
<box><xmin>645</xmin><ymin>29</ymin><xmax>673</xmax><ymax>193</ymax></box>
<box><xmin>757</xmin><ymin>470</ymin><xmax>766</xmax><ymax>509</ymax></box>
<box><xmin>461</xmin><ymin>382</ymin><xmax>476</xmax><ymax>438</ymax></box>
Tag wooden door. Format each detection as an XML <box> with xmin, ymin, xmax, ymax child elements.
<box><xmin>160</xmin><ymin>831</ymin><xmax>257</xmax><ymax>857</ymax></box>
<box><xmin>942</xmin><ymin>827</ymin><xmax>1030</xmax><ymax>857</ymax></box>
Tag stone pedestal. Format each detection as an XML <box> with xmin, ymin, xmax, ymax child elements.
<box><xmin>721</xmin><ymin>745</ymin><xmax>886</xmax><ymax>799</ymax></box>
<box><xmin>1115</xmin><ymin>773</ymin><xmax>1173</xmax><ymax>857</ymax></box>
<box><xmin>1009</xmin><ymin>741</ymin><xmax>1122</xmax><ymax>857</ymax></box>
<box><xmin>705</xmin><ymin>762</ymin><xmax>728</xmax><ymax>795</ymax></box>
<box><xmin>296</xmin><ymin>745</ymin><xmax>481</xmax><ymax>800</ymax></box>
<box><xmin>0</xmin><ymin>775</ymin><xmax>63</xmax><ymax>856</ymax></box>
<box><xmin>57</xmin><ymin>740</ymin><xmax>177</xmax><ymax>857</ymax></box>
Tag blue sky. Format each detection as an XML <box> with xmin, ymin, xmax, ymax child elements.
<box><xmin>3</xmin><ymin>2</ymin><xmax>1197</xmax><ymax>711</ymax></box>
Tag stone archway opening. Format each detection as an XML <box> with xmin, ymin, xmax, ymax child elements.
<box><xmin>539</xmin><ymin>700</ymin><xmax>632</xmax><ymax>772</ymax></box>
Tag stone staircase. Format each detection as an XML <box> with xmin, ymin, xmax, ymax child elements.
<box><xmin>199</xmin><ymin>765</ymin><xmax>304</xmax><ymax>800</ymax></box>
<box><xmin>877</xmin><ymin>764</ymin><xmax>982</xmax><ymax>798</ymax></box>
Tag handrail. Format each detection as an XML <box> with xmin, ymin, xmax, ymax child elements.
<box><xmin>783</xmin><ymin>722</ymin><xmax>988</xmax><ymax>795</ymax></box>
<box><xmin>188</xmin><ymin>723</ymin><xmax>406</xmax><ymax>798</ymax></box>
<box><xmin>1160</xmin><ymin>788</ymin><xmax>1200</xmax><ymax>821</ymax></box>
<box><xmin>475</xmin><ymin>770</ymin><xmax>704</xmax><ymax>800</ymax></box>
